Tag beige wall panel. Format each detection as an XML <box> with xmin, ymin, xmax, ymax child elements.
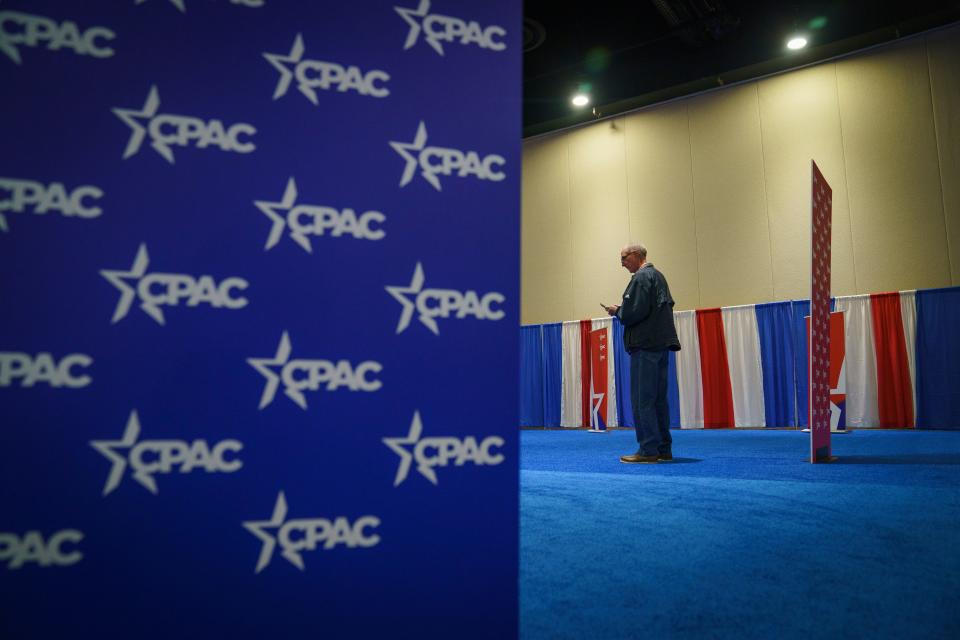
<box><xmin>928</xmin><ymin>24</ymin><xmax>960</xmax><ymax>285</ymax></box>
<box><xmin>688</xmin><ymin>84</ymin><xmax>774</xmax><ymax>307</ymax></box>
<box><xmin>757</xmin><ymin>63</ymin><xmax>858</xmax><ymax>299</ymax></box>
<box><xmin>521</xmin><ymin>134</ymin><xmax>574</xmax><ymax>324</ymax></box>
<box><xmin>520</xmin><ymin>30</ymin><xmax>956</xmax><ymax>325</ymax></box>
<box><xmin>836</xmin><ymin>39</ymin><xmax>951</xmax><ymax>292</ymax></box>
<box><xmin>567</xmin><ymin>118</ymin><xmax>632</xmax><ymax>320</ymax></box>
<box><xmin>622</xmin><ymin>104</ymin><xmax>702</xmax><ymax>310</ymax></box>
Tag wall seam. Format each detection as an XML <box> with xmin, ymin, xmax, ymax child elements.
<box><xmin>622</xmin><ymin>117</ymin><xmax>633</xmax><ymax>242</ymax></box>
<box><xmin>565</xmin><ymin>137</ymin><xmax>577</xmax><ymax>319</ymax></box>
<box><xmin>685</xmin><ymin>101</ymin><xmax>704</xmax><ymax>308</ymax></box>
<box><xmin>925</xmin><ymin>33</ymin><xmax>955</xmax><ymax>285</ymax></box>
<box><xmin>754</xmin><ymin>82</ymin><xmax>778</xmax><ymax>301</ymax></box>
<box><xmin>834</xmin><ymin>61</ymin><xmax>859</xmax><ymax>294</ymax></box>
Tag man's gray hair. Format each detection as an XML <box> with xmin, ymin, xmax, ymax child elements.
<box><xmin>622</xmin><ymin>243</ymin><xmax>647</xmax><ymax>260</ymax></box>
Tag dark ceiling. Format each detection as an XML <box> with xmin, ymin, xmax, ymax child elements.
<box><xmin>522</xmin><ymin>0</ymin><xmax>960</xmax><ymax>137</ymax></box>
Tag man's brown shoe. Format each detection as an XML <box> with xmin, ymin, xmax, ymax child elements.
<box><xmin>620</xmin><ymin>453</ymin><xmax>659</xmax><ymax>464</ymax></box>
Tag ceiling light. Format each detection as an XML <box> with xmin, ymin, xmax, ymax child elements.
<box><xmin>571</xmin><ymin>94</ymin><xmax>590</xmax><ymax>107</ymax></box>
<box><xmin>787</xmin><ymin>36</ymin><xmax>808</xmax><ymax>50</ymax></box>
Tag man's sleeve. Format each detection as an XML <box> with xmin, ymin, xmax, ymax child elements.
<box><xmin>616</xmin><ymin>275</ymin><xmax>652</xmax><ymax>326</ymax></box>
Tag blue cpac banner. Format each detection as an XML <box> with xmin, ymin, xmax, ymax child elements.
<box><xmin>0</xmin><ymin>1</ymin><xmax>520</xmax><ymax>637</ymax></box>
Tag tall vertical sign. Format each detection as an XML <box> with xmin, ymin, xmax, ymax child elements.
<box><xmin>588</xmin><ymin>328</ymin><xmax>608</xmax><ymax>431</ymax></box>
<box><xmin>810</xmin><ymin>160</ymin><xmax>833</xmax><ymax>462</ymax></box>
<box><xmin>0</xmin><ymin>1</ymin><xmax>520</xmax><ymax>637</ymax></box>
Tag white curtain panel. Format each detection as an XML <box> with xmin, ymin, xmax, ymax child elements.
<box><xmin>721</xmin><ymin>305</ymin><xmax>766</xmax><ymax>427</ymax></box>
<box><xmin>560</xmin><ymin>320</ymin><xmax>583</xmax><ymax>427</ymax></box>
<box><xmin>674</xmin><ymin>310</ymin><xmax>704</xmax><ymax>428</ymax></box>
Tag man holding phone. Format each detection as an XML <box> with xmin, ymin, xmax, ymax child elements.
<box><xmin>603</xmin><ymin>243</ymin><xmax>681</xmax><ymax>464</ymax></box>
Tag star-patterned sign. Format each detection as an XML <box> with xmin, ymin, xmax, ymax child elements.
<box><xmin>810</xmin><ymin>160</ymin><xmax>833</xmax><ymax>462</ymax></box>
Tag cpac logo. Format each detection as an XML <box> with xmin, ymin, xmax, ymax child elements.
<box><xmin>101</xmin><ymin>243</ymin><xmax>249</xmax><ymax>325</ymax></box>
<box><xmin>134</xmin><ymin>0</ymin><xmax>265</xmax><ymax>13</ymax></box>
<box><xmin>248</xmin><ymin>331</ymin><xmax>382</xmax><ymax>410</ymax></box>
<box><xmin>0</xmin><ymin>11</ymin><xmax>115</xmax><ymax>64</ymax></box>
<box><xmin>243</xmin><ymin>491</ymin><xmax>380</xmax><ymax>573</ymax></box>
<box><xmin>113</xmin><ymin>85</ymin><xmax>257</xmax><ymax>163</ymax></box>
<box><xmin>386</xmin><ymin>262</ymin><xmax>505</xmax><ymax>334</ymax></box>
<box><xmin>0</xmin><ymin>352</ymin><xmax>92</xmax><ymax>388</ymax></box>
<box><xmin>390</xmin><ymin>121</ymin><xmax>505</xmax><ymax>191</ymax></box>
<box><xmin>0</xmin><ymin>530</ymin><xmax>83</xmax><ymax>570</ymax></box>
<box><xmin>264</xmin><ymin>34</ymin><xmax>390</xmax><ymax>104</ymax></box>
<box><xmin>395</xmin><ymin>0</ymin><xmax>506</xmax><ymax>56</ymax></box>
<box><xmin>0</xmin><ymin>177</ymin><xmax>103</xmax><ymax>233</ymax></box>
<box><xmin>90</xmin><ymin>410</ymin><xmax>243</xmax><ymax>496</ymax></box>
<box><xmin>384</xmin><ymin>411</ymin><xmax>505</xmax><ymax>486</ymax></box>
<box><xmin>254</xmin><ymin>177</ymin><xmax>386</xmax><ymax>252</ymax></box>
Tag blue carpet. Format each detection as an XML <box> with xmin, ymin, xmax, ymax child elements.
<box><xmin>520</xmin><ymin>429</ymin><xmax>960</xmax><ymax>640</ymax></box>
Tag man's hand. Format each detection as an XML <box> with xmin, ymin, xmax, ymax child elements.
<box><xmin>602</xmin><ymin>303</ymin><xmax>620</xmax><ymax>317</ymax></box>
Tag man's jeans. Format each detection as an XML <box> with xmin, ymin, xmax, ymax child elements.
<box><xmin>629</xmin><ymin>348</ymin><xmax>672</xmax><ymax>456</ymax></box>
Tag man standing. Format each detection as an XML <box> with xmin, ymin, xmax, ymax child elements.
<box><xmin>604</xmin><ymin>244</ymin><xmax>681</xmax><ymax>464</ymax></box>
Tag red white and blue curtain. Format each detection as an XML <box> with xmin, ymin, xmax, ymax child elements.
<box><xmin>520</xmin><ymin>286</ymin><xmax>960</xmax><ymax>429</ymax></box>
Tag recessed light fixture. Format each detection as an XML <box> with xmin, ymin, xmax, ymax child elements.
<box><xmin>571</xmin><ymin>94</ymin><xmax>590</xmax><ymax>107</ymax></box>
<box><xmin>787</xmin><ymin>36</ymin><xmax>808</xmax><ymax>50</ymax></box>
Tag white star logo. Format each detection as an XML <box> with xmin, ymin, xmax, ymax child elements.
<box><xmin>395</xmin><ymin>0</ymin><xmax>442</xmax><ymax>55</ymax></box>
<box><xmin>90</xmin><ymin>410</ymin><xmax>157</xmax><ymax>495</ymax></box>
<box><xmin>590</xmin><ymin>380</ymin><xmax>605</xmax><ymax>429</ymax></box>
<box><xmin>386</xmin><ymin>262</ymin><xmax>434</xmax><ymax>334</ymax></box>
<box><xmin>0</xmin><ymin>212</ymin><xmax>8</xmax><ymax>233</ymax></box>
<box><xmin>135</xmin><ymin>0</ymin><xmax>187</xmax><ymax>13</ymax></box>
<box><xmin>247</xmin><ymin>331</ymin><xmax>304</xmax><ymax>409</ymax></box>
<box><xmin>243</xmin><ymin>491</ymin><xmax>293</xmax><ymax>573</ymax></box>
<box><xmin>263</xmin><ymin>34</ymin><xmax>311</xmax><ymax>102</ymax></box>
<box><xmin>383</xmin><ymin>411</ymin><xmax>435</xmax><ymax>486</ymax></box>
<box><xmin>390</xmin><ymin>121</ymin><xmax>437</xmax><ymax>190</ymax></box>
<box><xmin>100</xmin><ymin>243</ymin><xmax>163</xmax><ymax>324</ymax></box>
<box><xmin>0</xmin><ymin>17</ymin><xmax>23</xmax><ymax>64</ymax></box>
<box><xmin>112</xmin><ymin>85</ymin><xmax>171</xmax><ymax>162</ymax></box>
<box><xmin>254</xmin><ymin>177</ymin><xmax>308</xmax><ymax>251</ymax></box>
